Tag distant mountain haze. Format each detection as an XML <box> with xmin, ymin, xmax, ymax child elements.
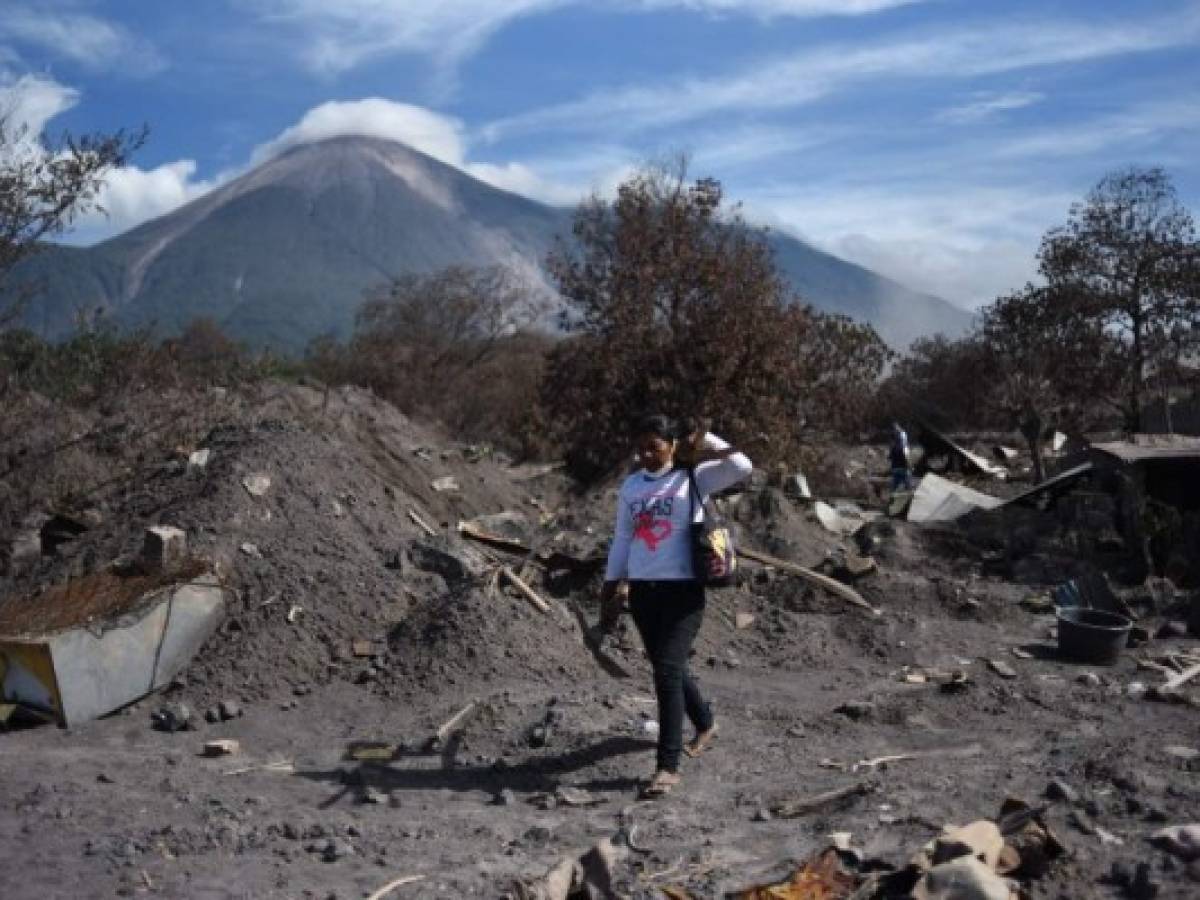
<box><xmin>12</xmin><ymin>136</ymin><xmax>973</xmax><ymax>350</ymax></box>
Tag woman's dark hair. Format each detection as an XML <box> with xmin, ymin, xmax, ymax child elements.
<box><xmin>635</xmin><ymin>413</ymin><xmax>678</xmax><ymax>441</ymax></box>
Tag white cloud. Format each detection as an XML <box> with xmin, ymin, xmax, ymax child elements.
<box><xmin>251</xmin><ymin>99</ymin><xmax>469</xmax><ymax>165</ymax></box>
<box><xmin>748</xmin><ymin>182</ymin><xmax>1077</xmax><ymax>307</ymax></box>
<box><xmin>0</xmin><ymin>3</ymin><xmax>164</xmax><ymax>74</ymax></box>
<box><xmin>637</xmin><ymin>0</ymin><xmax>923</xmax><ymax>14</ymax></box>
<box><xmin>80</xmin><ymin>161</ymin><xmax>219</xmax><ymax>236</ymax></box>
<box><xmin>0</xmin><ymin>73</ymin><xmax>79</xmax><ymax>139</ymax></box>
<box><xmin>991</xmin><ymin>96</ymin><xmax>1200</xmax><ymax>160</ymax></box>
<box><xmin>937</xmin><ymin>91</ymin><xmax>1044</xmax><ymax>124</ymax></box>
<box><xmin>484</xmin><ymin>12</ymin><xmax>1200</xmax><ymax>139</ymax></box>
<box><xmin>237</xmin><ymin>0</ymin><xmax>930</xmax><ymax>74</ymax></box>
<box><xmin>237</xmin><ymin>0</ymin><xmax>564</xmax><ymax>74</ymax></box>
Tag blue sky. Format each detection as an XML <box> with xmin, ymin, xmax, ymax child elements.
<box><xmin>1</xmin><ymin>0</ymin><xmax>1198</xmax><ymax>308</ymax></box>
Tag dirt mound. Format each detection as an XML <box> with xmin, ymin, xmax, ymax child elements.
<box><xmin>0</xmin><ymin>383</ymin><xmax>576</xmax><ymax>710</ymax></box>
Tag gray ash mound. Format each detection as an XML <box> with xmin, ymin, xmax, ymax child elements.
<box><xmin>0</xmin><ymin>383</ymin><xmax>578</xmax><ymax>711</ymax></box>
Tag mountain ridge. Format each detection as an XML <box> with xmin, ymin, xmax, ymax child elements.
<box><xmin>11</xmin><ymin>135</ymin><xmax>974</xmax><ymax>350</ymax></box>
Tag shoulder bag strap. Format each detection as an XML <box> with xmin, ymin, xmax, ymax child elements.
<box><xmin>685</xmin><ymin>466</ymin><xmax>704</xmax><ymax>524</ymax></box>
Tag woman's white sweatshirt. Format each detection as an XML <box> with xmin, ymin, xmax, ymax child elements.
<box><xmin>604</xmin><ymin>434</ymin><xmax>752</xmax><ymax>582</ymax></box>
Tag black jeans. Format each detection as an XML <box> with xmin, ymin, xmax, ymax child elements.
<box><xmin>628</xmin><ymin>579</ymin><xmax>714</xmax><ymax>773</ymax></box>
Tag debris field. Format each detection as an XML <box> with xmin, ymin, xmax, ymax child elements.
<box><xmin>1</xmin><ymin>383</ymin><xmax>1198</xmax><ymax>899</ymax></box>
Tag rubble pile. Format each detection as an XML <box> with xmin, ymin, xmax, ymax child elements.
<box><xmin>1</xmin><ymin>389</ymin><xmax>1199</xmax><ymax>898</ymax></box>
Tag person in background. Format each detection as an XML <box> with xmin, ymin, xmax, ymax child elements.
<box><xmin>889</xmin><ymin>422</ymin><xmax>913</xmax><ymax>492</ymax></box>
<box><xmin>599</xmin><ymin>414</ymin><xmax>752</xmax><ymax>798</ymax></box>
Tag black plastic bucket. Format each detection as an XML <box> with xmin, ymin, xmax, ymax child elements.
<box><xmin>1056</xmin><ymin>607</ymin><xmax>1132</xmax><ymax>665</ymax></box>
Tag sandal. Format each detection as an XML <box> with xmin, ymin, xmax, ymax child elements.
<box><xmin>639</xmin><ymin>770</ymin><xmax>681</xmax><ymax>799</ymax></box>
<box><xmin>684</xmin><ymin>723</ymin><xmax>719</xmax><ymax>758</ymax></box>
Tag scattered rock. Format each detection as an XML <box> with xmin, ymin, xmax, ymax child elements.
<box><xmin>835</xmin><ymin>700</ymin><xmax>875</xmax><ymax>720</ymax></box>
<box><xmin>406</xmin><ymin>538</ymin><xmax>488</xmax><ymax>582</ymax></box>
<box><xmin>204</xmin><ymin>707</ymin><xmax>220</xmax><ymax>724</ymax></box>
<box><xmin>430</xmin><ymin>476</ymin><xmax>460</xmax><ymax>492</ymax></box>
<box><xmin>360</xmin><ymin>787</ymin><xmax>386</xmax><ymax>805</ymax></box>
<box><xmin>321</xmin><ymin>838</ymin><xmax>354</xmax><ymax>862</ymax></box>
<box><xmin>1156</xmin><ymin>621</ymin><xmax>1189</xmax><ymax>640</ymax></box>
<box><xmin>152</xmin><ymin>703</ymin><xmax>193</xmax><ymax>732</ymax></box>
<box><xmin>493</xmin><ymin>789</ymin><xmax>517</xmax><ymax>806</ymax></box>
<box><xmin>240</xmin><ymin>542</ymin><xmax>263</xmax><ymax>559</ymax></box>
<box><xmin>202</xmin><ymin>739</ymin><xmax>239</xmax><ymax>757</ymax></box>
<box><xmin>218</xmin><ymin>700</ymin><xmax>242</xmax><ymax>721</ymax></box>
<box><xmin>734</xmin><ymin>612</ymin><xmax>757</xmax><ymax>630</ymax></box>
<box><xmin>1078</xmin><ymin>672</ymin><xmax>1102</xmax><ymax>687</ymax></box>
<box><xmin>753</xmin><ymin>808</ymin><xmax>773</xmax><ymax>822</ymax></box>
<box><xmin>1129</xmin><ymin>862</ymin><xmax>1160</xmax><ymax>899</ymax></box>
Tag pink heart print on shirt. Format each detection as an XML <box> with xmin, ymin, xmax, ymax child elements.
<box><xmin>632</xmin><ymin>511</ymin><xmax>672</xmax><ymax>551</ymax></box>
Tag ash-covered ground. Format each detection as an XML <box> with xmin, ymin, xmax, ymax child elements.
<box><xmin>1</xmin><ymin>384</ymin><xmax>1197</xmax><ymax>899</ymax></box>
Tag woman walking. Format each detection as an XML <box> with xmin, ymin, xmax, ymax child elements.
<box><xmin>599</xmin><ymin>414</ymin><xmax>752</xmax><ymax>798</ymax></box>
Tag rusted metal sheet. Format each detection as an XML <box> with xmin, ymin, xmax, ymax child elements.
<box><xmin>0</xmin><ymin>574</ymin><xmax>226</xmax><ymax>726</ymax></box>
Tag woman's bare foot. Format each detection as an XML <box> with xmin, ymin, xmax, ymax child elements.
<box><xmin>639</xmin><ymin>770</ymin><xmax>681</xmax><ymax>799</ymax></box>
<box><xmin>684</xmin><ymin>722</ymin><xmax>719</xmax><ymax>758</ymax></box>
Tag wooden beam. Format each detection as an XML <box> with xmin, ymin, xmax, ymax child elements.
<box><xmin>434</xmin><ymin>700</ymin><xmax>479</xmax><ymax>744</ymax></box>
<box><xmin>407</xmin><ymin>507</ymin><xmax>437</xmax><ymax>536</ymax></box>
<box><xmin>739</xmin><ymin>546</ymin><xmax>881</xmax><ymax>616</ymax></box>
<box><xmin>500</xmin><ymin>566</ymin><xmax>553</xmax><ymax>614</ymax></box>
<box><xmin>1162</xmin><ymin>662</ymin><xmax>1200</xmax><ymax>692</ymax></box>
<box><xmin>770</xmin><ymin>781</ymin><xmax>874</xmax><ymax>818</ymax></box>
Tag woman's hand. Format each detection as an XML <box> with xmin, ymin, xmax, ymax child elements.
<box><xmin>676</xmin><ymin>418</ymin><xmax>711</xmax><ymax>465</ymax></box>
<box><xmin>598</xmin><ymin>580</ymin><xmax>628</xmax><ymax>633</ymax></box>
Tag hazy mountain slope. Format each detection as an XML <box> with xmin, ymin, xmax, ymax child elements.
<box><xmin>10</xmin><ymin>136</ymin><xmax>973</xmax><ymax>350</ymax></box>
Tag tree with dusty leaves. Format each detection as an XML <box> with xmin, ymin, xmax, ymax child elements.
<box><xmin>874</xmin><ymin>334</ymin><xmax>993</xmax><ymax>432</ymax></box>
<box><xmin>1038</xmin><ymin>167</ymin><xmax>1200</xmax><ymax>432</ymax></box>
<box><xmin>0</xmin><ymin>116</ymin><xmax>145</xmax><ymax>327</ymax></box>
<box><xmin>326</xmin><ymin>264</ymin><xmax>550</xmax><ymax>446</ymax></box>
<box><xmin>543</xmin><ymin>162</ymin><xmax>889</xmax><ymax>477</ymax></box>
<box><xmin>980</xmin><ymin>284</ymin><xmax>1119</xmax><ymax>482</ymax></box>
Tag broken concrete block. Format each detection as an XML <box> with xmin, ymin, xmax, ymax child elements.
<box><xmin>142</xmin><ymin>526</ymin><xmax>187</xmax><ymax>572</ymax></box>
<box><xmin>933</xmin><ymin>820</ymin><xmax>1005</xmax><ymax>870</ymax></box>
<box><xmin>988</xmin><ymin>660</ymin><xmax>1018</xmax><ymax>680</ymax></box>
<box><xmin>785</xmin><ymin>473</ymin><xmax>811</xmax><ymax>499</ymax></box>
<box><xmin>241</xmin><ymin>474</ymin><xmax>271</xmax><ymax>497</ymax></box>
<box><xmin>914</xmin><ymin>856</ymin><xmax>1012</xmax><ymax>900</ymax></box>
<box><xmin>406</xmin><ymin>537</ymin><xmax>487</xmax><ymax>582</ymax></box>
<box><xmin>431</xmin><ymin>476</ymin><xmax>460</xmax><ymax>492</ymax></box>
<box><xmin>202</xmin><ymin>739</ymin><xmax>240</xmax><ymax>757</ymax></box>
<box><xmin>188</xmin><ymin>448</ymin><xmax>210</xmax><ymax>471</ymax></box>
